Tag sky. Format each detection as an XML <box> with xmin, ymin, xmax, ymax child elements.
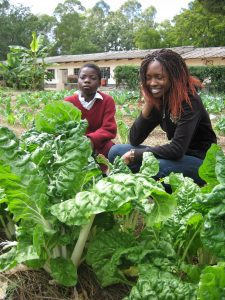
<box><xmin>10</xmin><ymin>0</ymin><xmax>191</xmax><ymax>22</ymax></box>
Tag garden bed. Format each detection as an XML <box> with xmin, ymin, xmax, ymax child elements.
<box><xmin>0</xmin><ymin>89</ymin><xmax>225</xmax><ymax>300</ymax></box>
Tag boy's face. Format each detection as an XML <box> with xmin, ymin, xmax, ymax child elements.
<box><xmin>78</xmin><ymin>67</ymin><xmax>100</xmax><ymax>96</ymax></box>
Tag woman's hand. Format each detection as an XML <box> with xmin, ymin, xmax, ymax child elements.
<box><xmin>141</xmin><ymin>86</ymin><xmax>153</xmax><ymax>118</ymax></box>
<box><xmin>121</xmin><ymin>150</ymin><xmax>135</xmax><ymax>165</ymax></box>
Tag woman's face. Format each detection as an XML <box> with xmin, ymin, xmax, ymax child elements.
<box><xmin>78</xmin><ymin>67</ymin><xmax>100</xmax><ymax>97</ymax></box>
<box><xmin>145</xmin><ymin>60</ymin><xmax>171</xmax><ymax>99</ymax></box>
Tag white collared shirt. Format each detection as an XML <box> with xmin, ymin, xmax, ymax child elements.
<box><xmin>75</xmin><ymin>90</ymin><xmax>103</xmax><ymax>110</ymax></box>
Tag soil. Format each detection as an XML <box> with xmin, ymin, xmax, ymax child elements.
<box><xmin>118</xmin><ymin>115</ymin><xmax>225</xmax><ymax>152</ymax></box>
<box><xmin>1</xmin><ymin>113</ymin><xmax>224</xmax><ymax>151</ymax></box>
<box><xmin>0</xmin><ymin>264</ymin><xmax>130</xmax><ymax>300</ymax></box>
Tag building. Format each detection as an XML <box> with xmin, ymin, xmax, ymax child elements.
<box><xmin>44</xmin><ymin>46</ymin><xmax>225</xmax><ymax>90</ymax></box>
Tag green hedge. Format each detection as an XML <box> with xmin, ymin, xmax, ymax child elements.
<box><xmin>114</xmin><ymin>65</ymin><xmax>225</xmax><ymax>93</ymax></box>
<box><xmin>114</xmin><ymin>65</ymin><xmax>139</xmax><ymax>90</ymax></box>
<box><xmin>188</xmin><ymin>66</ymin><xmax>225</xmax><ymax>93</ymax></box>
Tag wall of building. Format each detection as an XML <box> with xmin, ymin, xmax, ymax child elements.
<box><xmin>45</xmin><ymin>57</ymin><xmax>225</xmax><ymax>90</ymax></box>
<box><xmin>185</xmin><ymin>57</ymin><xmax>225</xmax><ymax>66</ymax></box>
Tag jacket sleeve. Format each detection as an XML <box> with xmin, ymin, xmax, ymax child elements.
<box><xmin>129</xmin><ymin>107</ymin><xmax>160</xmax><ymax>146</ymax></box>
<box><xmin>87</xmin><ymin>97</ymin><xmax>117</xmax><ymax>149</ymax></box>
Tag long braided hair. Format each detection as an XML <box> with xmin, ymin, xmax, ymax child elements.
<box><xmin>140</xmin><ymin>49</ymin><xmax>203</xmax><ymax>118</ymax></box>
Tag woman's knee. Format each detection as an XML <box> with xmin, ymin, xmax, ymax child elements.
<box><xmin>108</xmin><ymin>144</ymin><xmax>132</xmax><ymax>163</ymax></box>
<box><xmin>108</xmin><ymin>145</ymin><xmax>119</xmax><ymax>162</ymax></box>
<box><xmin>157</xmin><ymin>157</ymin><xmax>204</xmax><ymax>186</ymax></box>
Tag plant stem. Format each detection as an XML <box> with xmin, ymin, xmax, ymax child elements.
<box><xmin>6</xmin><ymin>215</ymin><xmax>15</xmax><ymax>236</ymax></box>
<box><xmin>0</xmin><ymin>216</ymin><xmax>12</xmax><ymax>240</ymax></box>
<box><xmin>71</xmin><ymin>215</ymin><xmax>95</xmax><ymax>268</ymax></box>
<box><xmin>60</xmin><ymin>227</ymin><xmax>67</xmax><ymax>258</ymax></box>
<box><xmin>181</xmin><ymin>227</ymin><xmax>201</xmax><ymax>262</ymax></box>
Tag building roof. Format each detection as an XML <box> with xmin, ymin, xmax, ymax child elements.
<box><xmin>44</xmin><ymin>46</ymin><xmax>225</xmax><ymax>64</ymax></box>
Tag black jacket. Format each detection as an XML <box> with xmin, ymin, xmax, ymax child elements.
<box><xmin>130</xmin><ymin>93</ymin><xmax>217</xmax><ymax>161</ymax></box>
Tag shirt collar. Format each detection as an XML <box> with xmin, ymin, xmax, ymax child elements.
<box><xmin>75</xmin><ymin>90</ymin><xmax>103</xmax><ymax>110</ymax></box>
<box><xmin>75</xmin><ymin>90</ymin><xmax>103</xmax><ymax>101</ymax></box>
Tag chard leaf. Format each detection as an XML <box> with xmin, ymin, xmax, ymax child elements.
<box><xmin>21</xmin><ymin>130</ymin><xmax>53</xmax><ymax>153</ymax></box>
<box><xmin>50</xmin><ymin>191</ymin><xmax>103</xmax><ymax>226</ymax></box>
<box><xmin>197</xmin><ymin>264</ymin><xmax>225</xmax><ymax>300</ymax></box>
<box><xmin>124</xmin><ymin>265</ymin><xmax>196</xmax><ymax>300</ymax></box>
<box><xmin>198</xmin><ymin>184</ymin><xmax>225</xmax><ymax>209</ymax></box>
<box><xmin>86</xmin><ymin>228</ymin><xmax>136</xmax><ymax>286</ymax></box>
<box><xmin>48</xmin><ymin>128</ymin><xmax>93</xmax><ymax>199</ymax></box>
<box><xmin>0</xmin><ymin>126</ymin><xmax>56</xmax><ymax>272</ymax></box>
<box><xmin>86</xmin><ymin>228</ymin><xmax>177</xmax><ymax>287</ymax></box>
<box><xmin>199</xmin><ymin>144</ymin><xmax>221</xmax><ymax>192</ymax></box>
<box><xmin>108</xmin><ymin>156</ymin><xmax>131</xmax><ymax>175</ymax></box>
<box><xmin>35</xmin><ymin>101</ymin><xmax>81</xmax><ymax>133</ymax></box>
<box><xmin>15</xmin><ymin>226</ymin><xmax>46</xmax><ymax>268</ymax></box>
<box><xmin>16</xmin><ymin>245</ymin><xmax>40</xmax><ymax>264</ymax></box>
<box><xmin>181</xmin><ymin>263</ymin><xmax>201</xmax><ymax>283</ymax></box>
<box><xmin>22</xmin><ymin>120</ymin><xmax>97</xmax><ymax>201</ymax></box>
<box><xmin>0</xmin><ymin>241</ymin><xmax>42</xmax><ymax>272</ymax></box>
<box><xmin>51</xmin><ymin>173</ymin><xmax>157</xmax><ymax>226</ymax></box>
<box><xmin>161</xmin><ymin>175</ymin><xmax>204</xmax><ymax>257</ymax></box>
<box><xmin>0</xmin><ymin>247</ymin><xmax>17</xmax><ymax>272</ymax></box>
<box><xmin>140</xmin><ymin>152</ymin><xmax>159</xmax><ymax>177</ymax></box>
<box><xmin>215</xmin><ymin>148</ymin><xmax>225</xmax><ymax>184</ymax></box>
<box><xmin>145</xmin><ymin>189</ymin><xmax>176</xmax><ymax>226</ymax></box>
<box><xmin>0</xmin><ymin>127</ymin><xmax>49</xmax><ymax>216</ymax></box>
<box><xmin>0</xmin><ymin>163</ymin><xmax>49</xmax><ymax>226</ymax></box>
<box><xmin>201</xmin><ymin>203</ymin><xmax>225</xmax><ymax>260</ymax></box>
<box><xmin>50</xmin><ymin>257</ymin><xmax>77</xmax><ymax>286</ymax></box>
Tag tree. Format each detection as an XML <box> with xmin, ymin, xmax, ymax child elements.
<box><xmin>138</xmin><ymin>6</ymin><xmax>157</xmax><ymax>27</ymax></box>
<box><xmin>30</xmin><ymin>14</ymin><xmax>57</xmax><ymax>56</ymax></box>
<box><xmin>160</xmin><ymin>0</ymin><xmax>225</xmax><ymax>47</ymax></box>
<box><xmin>0</xmin><ymin>0</ymin><xmax>9</xmax><ymax>10</ymax></box>
<box><xmin>120</xmin><ymin>0</ymin><xmax>142</xmax><ymax>22</ymax></box>
<box><xmin>133</xmin><ymin>6</ymin><xmax>162</xmax><ymax>49</ymax></box>
<box><xmin>0</xmin><ymin>2</ymin><xmax>37</xmax><ymax>60</ymax></box>
<box><xmin>92</xmin><ymin>0</ymin><xmax>110</xmax><ymax>16</ymax></box>
<box><xmin>53</xmin><ymin>0</ymin><xmax>86</xmax><ymax>54</ymax></box>
<box><xmin>79</xmin><ymin>1</ymin><xmax>110</xmax><ymax>53</ymax></box>
<box><xmin>0</xmin><ymin>1</ymin><xmax>55</xmax><ymax>60</ymax></box>
<box><xmin>197</xmin><ymin>0</ymin><xmax>225</xmax><ymax>15</ymax></box>
<box><xmin>134</xmin><ymin>27</ymin><xmax>162</xmax><ymax>49</ymax></box>
<box><xmin>53</xmin><ymin>0</ymin><xmax>85</xmax><ymax>20</ymax></box>
<box><xmin>103</xmin><ymin>11</ymin><xmax>135</xmax><ymax>51</ymax></box>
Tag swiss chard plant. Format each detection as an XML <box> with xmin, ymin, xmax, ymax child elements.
<box><xmin>0</xmin><ymin>100</ymin><xmax>225</xmax><ymax>299</ymax></box>
<box><xmin>0</xmin><ymin>101</ymin><xmax>102</xmax><ymax>286</ymax></box>
<box><xmin>85</xmin><ymin>145</ymin><xmax>225</xmax><ymax>299</ymax></box>
<box><xmin>0</xmin><ymin>101</ymin><xmax>171</xmax><ymax>288</ymax></box>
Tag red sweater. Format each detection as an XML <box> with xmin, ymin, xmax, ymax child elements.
<box><xmin>65</xmin><ymin>91</ymin><xmax>117</xmax><ymax>157</ymax></box>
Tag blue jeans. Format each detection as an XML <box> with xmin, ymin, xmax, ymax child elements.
<box><xmin>108</xmin><ymin>144</ymin><xmax>205</xmax><ymax>186</ymax></box>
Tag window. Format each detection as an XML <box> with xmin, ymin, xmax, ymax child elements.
<box><xmin>74</xmin><ymin>67</ymin><xmax>110</xmax><ymax>79</ymax></box>
<box><xmin>74</xmin><ymin>68</ymin><xmax>80</xmax><ymax>76</ymax></box>
<box><xmin>100</xmin><ymin>67</ymin><xmax>110</xmax><ymax>79</ymax></box>
<box><xmin>46</xmin><ymin>69</ymin><xmax>55</xmax><ymax>80</ymax></box>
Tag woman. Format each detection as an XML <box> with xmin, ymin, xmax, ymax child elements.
<box><xmin>65</xmin><ymin>63</ymin><xmax>117</xmax><ymax>158</ymax></box>
<box><xmin>108</xmin><ymin>49</ymin><xmax>217</xmax><ymax>186</ymax></box>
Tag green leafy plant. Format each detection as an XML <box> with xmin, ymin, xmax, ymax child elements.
<box><xmin>215</xmin><ymin>116</ymin><xmax>225</xmax><ymax>135</ymax></box>
<box><xmin>0</xmin><ymin>102</ymin><xmax>101</xmax><ymax>286</ymax></box>
<box><xmin>0</xmin><ymin>32</ymin><xmax>52</xmax><ymax>90</ymax></box>
<box><xmin>0</xmin><ymin>96</ymin><xmax>225</xmax><ymax>298</ymax></box>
